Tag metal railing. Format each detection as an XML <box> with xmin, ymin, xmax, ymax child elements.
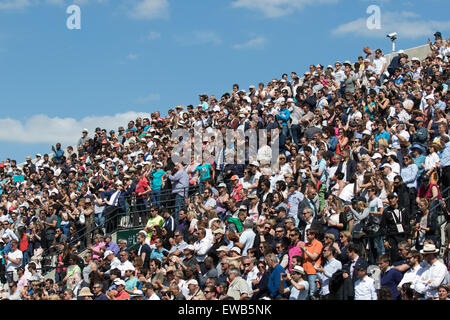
<box><xmin>37</xmin><ymin>185</ymin><xmax>200</xmax><ymax>276</ymax></box>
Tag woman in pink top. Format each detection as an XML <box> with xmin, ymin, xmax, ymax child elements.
<box><xmin>88</xmin><ymin>234</ymin><xmax>105</xmax><ymax>260</ymax></box>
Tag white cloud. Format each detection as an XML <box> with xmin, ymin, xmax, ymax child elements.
<box><xmin>0</xmin><ymin>0</ymin><xmax>32</xmax><ymax>10</ymax></box>
<box><xmin>231</xmin><ymin>0</ymin><xmax>338</xmax><ymax>18</ymax></box>
<box><xmin>173</xmin><ymin>31</ymin><xmax>222</xmax><ymax>46</ymax></box>
<box><xmin>128</xmin><ymin>0</ymin><xmax>169</xmax><ymax>20</ymax></box>
<box><xmin>126</xmin><ymin>53</ymin><xmax>139</xmax><ymax>60</ymax></box>
<box><xmin>134</xmin><ymin>93</ymin><xmax>160</xmax><ymax>103</ymax></box>
<box><xmin>233</xmin><ymin>36</ymin><xmax>267</xmax><ymax>49</ymax></box>
<box><xmin>0</xmin><ymin>112</ymin><xmax>149</xmax><ymax>145</ymax></box>
<box><xmin>0</xmin><ymin>0</ymin><xmax>108</xmax><ymax>10</ymax></box>
<box><xmin>147</xmin><ymin>31</ymin><xmax>161</xmax><ymax>40</ymax></box>
<box><xmin>332</xmin><ymin>11</ymin><xmax>450</xmax><ymax>39</ymax></box>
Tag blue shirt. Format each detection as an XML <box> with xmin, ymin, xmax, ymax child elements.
<box><xmin>195</xmin><ymin>163</ymin><xmax>212</xmax><ymax>181</ymax></box>
<box><xmin>268</xmin><ymin>264</ymin><xmax>287</xmax><ymax>299</ymax></box>
<box><xmin>151</xmin><ymin>170</ymin><xmax>166</xmax><ymax>190</ymax></box>
<box><xmin>401</xmin><ymin>164</ymin><xmax>419</xmax><ymax>189</ymax></box>
<box><xmin>412</xmin><ymin>154</ymin><xmax>426</xmax><ymax>176</ymax></box>
<box><xmin>375</xmin><ymin>131</ymin><xmax>391</xmax><ymax>143</ymax></box>
<box><xmin>275</xmin><ymin>109</ymin><xmax>290</xmax><ymax>126</ymax></box>
<box><xmin>380</xmin><ymin>268</ymin><xmax>403</xmax><ymax>300</ymax></box>
<box><xmin>440</xmin><ymin>141</ymin><xmax>450</xmax><ymax>167</ymax></box>
<box><xmin>150</xmin><ymin>248</ymin><xmax>169</xmax><ymax>261</ymax></box>
<box><xmin>106</xmin><ymin>241</ymin><xmax>120</xmax><ymax>256</ymax></box>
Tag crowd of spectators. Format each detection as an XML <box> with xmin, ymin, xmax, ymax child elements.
<box><xmin>0</xmin><ymin>33</ymin><xmax>449</xmax><ymax>300</ymax></box>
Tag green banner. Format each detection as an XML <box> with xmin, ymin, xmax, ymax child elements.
<box><xmin>116</xmin><ymin>228</ymin><xmax>141</xmax><ymax>250</ymax></box>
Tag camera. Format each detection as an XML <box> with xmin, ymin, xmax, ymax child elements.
<box><xmin>386</xmin><ymin>32</ymin><xmax>397</xmax><ymax>40</ymax></box>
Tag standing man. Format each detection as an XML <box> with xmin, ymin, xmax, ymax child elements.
<box><xmin>168</xmin><ymin>163</ymin><xmax>190</xmax><ymax>224</ymax></box>
<box><xmin>3</xmin><ymin>240</ymin><xmax>22</xmax><ymax>282</ymax></box>
<box><xmin>298</xmin><ymin>228</ymin><xmax>323</xmax><ymax>298</ymax></box>
<box><xmin>315</xmin><ymin>245</ymin><xmax>342</xmax><ymax>299</ymax></box>
<box><xmin>380</xmin><ymin>192</ymin><xmax>408</xmax><ymax>262</ymax></box>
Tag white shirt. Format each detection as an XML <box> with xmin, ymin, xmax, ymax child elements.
<box><xmin>239</xmin><ymin>229</ymin><xmax>256</xmax><ymax>256</ymax></box>
<box><xmin>355</xmin><ymin>276</ymin><xmax>377</xmax><ymax>300</ymax></box>
<box><xmin>391</xmin><ymin>130</ymin><xmax>410</xmax><ymax>150</ymax></box>
<box><xmin>398</xmin><ymin>264</ymin><xmax>425</xmax><ymax>289</ymax></box>
<box><xmin>193</xmin><ymin>237</ymin><xmax>212</xmax><ymax>262</ymax></box>
<box><xmin>418</xmin><ymin>260</ymin><xmax>448</xmax><ymax>299</ymax></box>
<box><xmin>6</xmin><ymin>249</ymin><xmax>23</xmax><ymax>273</ymax></box>
<box><xmin>424</xmin><ymin>152</ymin><xmax>440</xmax><ymax>171</ymax></box>
<box><xmin>374</xmin><ymin>56</ymin><xmax>387</xmax><ymax>75</ymax></box>
<box><xmin>118</xmin><ymin>259</ymin><xmax>134</xmax><ymax>277</ymax></box>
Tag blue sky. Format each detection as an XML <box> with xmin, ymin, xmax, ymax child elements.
<box><xmin>0</xmin><ymin>0</ymin><xmax>449</xmax><ymax>162</ymax></box>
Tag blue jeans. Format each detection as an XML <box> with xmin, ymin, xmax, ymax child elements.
<box><xmin>307</xmin><ymin>274</ymin><xmax>317</xmax><ymax>298</ymax></box>
<box><xmin>174</xmin><ymin>193</ymin><xmax>184</xmax><ymax>224</ymax></box>
<box><xmin>280</xmin><ymin>126</ymin><xmax>289</xmax><ymax>152</ymax></box>
<box><xmin>290</xmin><ymin>124</ymin><xmax>302</xmax><ymax>146</ymax></box>
<box><xmin>151</xmin><ymin>189</ymin><xmax>162</xmax><ymax>208</ymax></box>
<box><xmin>368</xmin><ymin>235</ymin><xmax>384</xmax><ymax>265</ymax></box>
<box><xmin>95</xmin><ymin>211</ymin><xmax>105</xmax><ymax>229</ymax></box>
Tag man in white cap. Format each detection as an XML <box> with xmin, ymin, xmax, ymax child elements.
<box><xmin>106</xmin><ymin>279</ymin><xmax>130</xmax><ymax>300</ymax></box>
<box><xmin>186</xmin><ymin>279</ymin><xmax>204</xmax><ymax>300</ymax></box>
<box><xmin>381</xmin><ymin>163</ymin><xmax>396</xmax><ymax>183</ymax></box>
<box><xmin>278</xmin><ymin>265</ymin><xmax>309</xmax><ymax>300</ymax></box>
<box><xmin>103</xmin><ymin>250</ymin><xmax>120</xmax><ymax>276</ymax></box>
<box><xmin>124</xmin><ymin>265</ymin><xmax>139</xmax><ymax>295</ymax></box>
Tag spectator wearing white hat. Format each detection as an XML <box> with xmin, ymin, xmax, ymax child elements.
<box><xmin>415</xmin><ymin>244</ymin><xmax>448</xmax><ymax>300</ymax></box>
<box><xmin>278</xmin><ymin>265</ymin><xmax>309</xmax><ymax>300</ymax></box>
<box><xmin>106</xmin><ymin>279</ymin><xmax>130</xmax><ymax>300</ymax></box>
<box><xmin>124</xmin><ymin>265</ymin><xmax>139</xmax><ymax>294</ymax></box>
<box><xmin>103</xmin><ymin>250</ymin><xmax>120</xmax><ymax>276</ymax></box>
<box><xmin>186</xmin><ymin>279</ymin><xmax>204</xmax><ymax>300</ymax></box>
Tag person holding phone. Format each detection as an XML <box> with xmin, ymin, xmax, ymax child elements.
<box><xmin>278</xmin><ymin>266</ymin><xmax>309</xmax><ymax>300</ymax></box>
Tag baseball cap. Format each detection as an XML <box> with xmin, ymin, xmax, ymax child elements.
<box><xmin>239</xmin><ymin>205</ymin><xmax>247</xmax><ymax>211</ymax></box>
<box><xmin>103</xmin><ymin>250</ymin><xmax>114</xmax><ymax>258</ymax></box>
<box><xmin>292</xmin><ymin>266</ymin><xmax>305</xmax><ymax>274</ymax></box>
<box><xmin>354</xmin><ymin>260</ymin><xmax>368</xmax><ymax>270</ymax></box>
<box><xmin>218</xmin><ymin>183</ymin><xmax>227</xmax><ymax>188</ymax></box>
<box><xmin>387</xmin><ymin>192</ymin><xmax>398</xmax><ymax>199</ymax></box>
<box><xmin>184</xmin><ymin>245</ymin><xmax>195</xmax><ymax>251</ymax></box>
<box><xmin>213</xmin><ymin>228</ymin><xmax>225</xmax><ymax>235</ymax></box>
<box><xmin>230</xmin><ymin>175</ymin><xmax>239</xmax><ymax>181</ymax></box>
<box><xmin>250</xmin><ymin>161</ymin><xmax>260</xmax><ymax>167</ymax></box>
<box><xmin>231</xmin><ymin>247</ymin><xmax>241</xmax><ymax>255</ymax></box>
<box><xmin>114</xmin><ymin>279</ymin><xmax>126</xmax><ymax>286</ymax></box>
<box><xmin>371</xmin><ymin>153</ymin><xmax>382</xmax><ymax>160</ymax></box>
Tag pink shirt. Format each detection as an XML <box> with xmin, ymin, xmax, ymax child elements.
<box><xmin>92</xmin><ymin>242</ymin><xmax>106</xmax><ymax>260</ymax></box>
<box><xmin>288</xmin><ymin>242</ymin><xmax>304</xmax><ymax>272</ymax></box>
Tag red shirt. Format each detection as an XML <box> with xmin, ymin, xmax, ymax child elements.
<box><xmin>113</xmin><ymin>290</ymin><xmax>130</xmax><ymax>300</ymax></box>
